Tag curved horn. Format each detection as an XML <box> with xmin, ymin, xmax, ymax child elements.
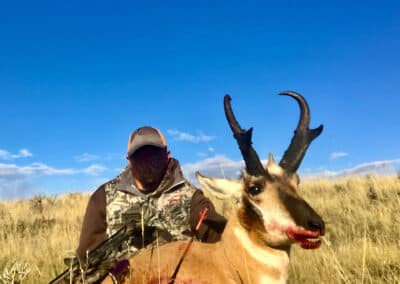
<box><xmin>224</xmin><ymin>95</ymin><xmax>265</xmax><ymax>176</ymax></box>
<box><xmin>278</xmin><ymin>91</ymin><xmax>323</xmax><ymax>174</ymax></box>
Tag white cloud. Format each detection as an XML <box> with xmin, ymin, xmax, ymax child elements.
<box><xmin>0</xmin><ymin>148</ymin><xmax>33</xmax><ymax>160</ymax></box>
<box><xmin>82</xmin><ymin>164</ymin><xmax>107</xmax><ymax>176</ymax></box>
<box><xmin>167</xmin><ymin>129</ymin><xmax>215</xmax><ymax>143</ymax></box>
<box><xmin>18</xmin><ymin>149</ymin><xmax>33</xmax><ymax>158</ymax></box>
<box><xmin>183</xmin><ymin>155</ymin><xmax>242</xmax><ymax>177</ymax></box>
<box><xmin>0</xmin><ymin>179</ymin><xmax>39</xmax><ymax>200</ymax></box>
<box><xmin>0</xmin><ymin>162</ymin><xmax>108</xmax><ymax>179</ymax></box>
<box><xmin>182</xmin><ymin>155</ymin><xmax>400</xmax><ymax>185</ymax></box>
<box><xmin>74</xmin><ymin>153</ymin><xmax>100</xmax><ymax>162</ymax></box>
<box><xmin>303</xmin><ymin>158</ymin><xmax>400</xmax><ymax>179</ymax></box>
<box><xmin>74</xmin><ymin>152</ymin><xmax>123</xmax><ymax>163</ymax></box>
<box><xmin>182</xmin><ymin>155</ymin><xmax>273</xmax><ymax>185</ymax></box>
<box><xmin>0</xmin><ymin>162</ymin><xmax>108</xmax><ymax>199</ymax></box>
<box><xmin>196</xmin><ymin>152</ymin><xmax>208</xmax><ymax>158</ymax></box>
<box><xmin>0</xmin><ymin>163</ymin><xmax>75</xmax><ymax>178</ymax></box>
<box><xmin>0</xmin><ymin>163</ymin><xmax>70</xmax><ymax>200</ymax></box>
<box><xmin>105</xmin><ymin>153</ymin><xmax>123</xmax><ymax>160</ymax></box>
<box><xmin>330</xmin><ymin>152</ymin><xmax>348</xmax><ymax>160</ymax></box>
<box><xmin>195</xmin><ymin>147</ymin><xmax>216</xmax><ymax>159</ymax></box>
<box><xmin>182</xmin><ymin>155</ymin><xmax>249</xmax><ymax>186</ymax></box>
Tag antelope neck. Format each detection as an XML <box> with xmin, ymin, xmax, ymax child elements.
<box><xmin>222</xmin><ymin>215</ymin><xmax>290</xmax><ymax>284</ymax></box>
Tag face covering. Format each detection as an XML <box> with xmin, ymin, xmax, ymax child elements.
<box><xmin>130</xmin><ymin>146</ymin><xmax>169</xmax><ymax>192</ymax></box>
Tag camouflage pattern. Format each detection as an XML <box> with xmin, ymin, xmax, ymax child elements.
<box><xmin>100</xmin><ymin>160</ymin><xmax>196</xmax><ymax>282</ymax></box>
<box><xmin>51</xmin><ymin>159</ymin><xmax>198</xmax><ymax>284</ymax></box>
<box><xmin>104</xmin><ymin>175</ymin><xmax>195</xmax><ymax>243</ymax></box>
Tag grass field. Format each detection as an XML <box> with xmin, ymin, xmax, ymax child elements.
<box><xmin>0</xmin><ymin>174</ymin><xmax>399</xmax><ymax>283</ymax></box>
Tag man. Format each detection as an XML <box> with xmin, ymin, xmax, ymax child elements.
<box><xmin>77</xmin><ymin>126</ymin><xmax>226</xmax><ymax>264</ymax></box>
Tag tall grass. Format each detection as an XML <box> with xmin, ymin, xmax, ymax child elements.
<box><xmin>0</xmin><ymin>193</ymin><xmax>88</xmax><ymax>283</ymax></box>
<box><xmin>288</xmin><ymin>175</ymin><xmax>400</xmax><ymax>284</ymax></box>
<box><xmin>0</xmin><ymin>175</ymin><xmax>399</xmax><ymax>283</ymax></box>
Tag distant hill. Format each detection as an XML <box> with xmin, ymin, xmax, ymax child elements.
<box><xmin>302</xmin><ymin>159</ymin><xmax>400</xmax><ymax>180</ymax></box>
<box><xmin>182</xmin><ymin>156</ymin><xmax>400</xmax><ymax>185</ymax></box>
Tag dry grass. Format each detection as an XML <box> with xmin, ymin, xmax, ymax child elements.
<box><xmin>0</xmin><ymin>193</ymin><xmax>88</xmax><ymax>283</ymax></box>
<box><xmin>287</xmin><ymin>175</ymin><xmax>400</xmax><ymax>284</ymax></box>
<box><xmin>0</xmin><ymin>175</ymin><xmax>399</xmax><ymax>283</ymax></box>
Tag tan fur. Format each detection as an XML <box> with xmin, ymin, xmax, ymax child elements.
<box><xmin>196</xmin><ymin>171</ymin><xmax>243</xmax><ymax>202</ymax></box>
<box><xmin>101</xmin><ymin>169</ymin><xmax>323</xmax><ymax>284</ymax></box>
<box><xmin>266</xmin><ymin>154</ymin><xmax>299</xmax><ymax>189</ymax></box>
<box><xmin>102</xmin><ymin>214</ymin><xmax>288</xmax><ymax>284</ymax></box>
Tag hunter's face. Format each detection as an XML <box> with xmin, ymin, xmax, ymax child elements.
<box><xmin>129</xmin><ymin>145</ymin><xmax>169</xmax><ymax>192</ymax></box>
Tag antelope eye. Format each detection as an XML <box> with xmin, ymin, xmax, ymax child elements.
<box><xmin>248</xmin><ymin>186</ymin><xmax>262</xmax><ymax>196</ymax></box>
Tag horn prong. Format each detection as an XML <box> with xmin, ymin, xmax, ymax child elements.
<box><xmin>278</xmin><ymin>91</ymin><xmax>323</xmax><ymax>174</ymax></box>
<box><xmin>224</xmin><ymin>95</ymin><xmax>265</xmax><ymax>177</ymax></box>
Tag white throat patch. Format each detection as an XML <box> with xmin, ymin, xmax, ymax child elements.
<box><xmin>233</xmin><ymin>227</ymin><xmax>289</xmax><ymax>283</ymax></box>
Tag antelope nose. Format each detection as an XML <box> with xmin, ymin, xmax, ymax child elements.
<box><xmin>308</xmin><ymin>219</ymin><xmax>325</xmax><ymax>236</ymax></box>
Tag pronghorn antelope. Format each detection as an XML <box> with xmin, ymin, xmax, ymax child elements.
<box><xmin>102</xmin><ymin>91</ymin><xmax>325</xmax><ymax>284</ymax></box>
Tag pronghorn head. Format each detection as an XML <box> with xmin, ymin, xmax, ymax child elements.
<box><xmin>197</xmin><ymin>92</ymin><xmax>325</xmax><ymax>250</ymax></box>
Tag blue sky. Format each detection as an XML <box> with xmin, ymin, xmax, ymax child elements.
<box><xmin>1</xmin><ymin>1</ymin><xmax>399</xmax><ymax>199</ymax></box>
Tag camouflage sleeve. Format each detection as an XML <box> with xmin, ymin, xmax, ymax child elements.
<box><xmin>76</xmin><ymin>185</ymin><xmax>107</xmax><ymax>258</ymax></box>
<box><xmin>189</xmin><ymin>189</ymin><xmax>227</xmax><ymax>243</ymax></box>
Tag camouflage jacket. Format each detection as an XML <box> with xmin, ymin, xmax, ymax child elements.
<box><xmin>76</xmin><ymin>158</ymin><xmax>226</xmax><ymax>259</ymax></box>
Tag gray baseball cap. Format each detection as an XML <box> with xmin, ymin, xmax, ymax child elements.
<box><xmin>127</xmin><ymin>126</ymin><xmax>167</xmax><ymax>157</ymax></box>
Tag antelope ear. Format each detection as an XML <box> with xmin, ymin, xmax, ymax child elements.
<box><xmin>266</xmin><ymin>153</ymin><xmax>284</xmax><ymax>177</ymax></box>
<box><xmin>195</xmin><ymin>171</ymin><xmax>243</xmax><ymax>201</ymax></box>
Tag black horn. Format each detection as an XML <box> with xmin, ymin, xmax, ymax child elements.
<box><xmin>224</xmin><ymin>95</ymin><xmax>265</xmax><ymax>177</ymax></box>
<box><xmin>278</xmin><ymin>91</ymin><xmax>323</xmax><ymax>174</ymax></box>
